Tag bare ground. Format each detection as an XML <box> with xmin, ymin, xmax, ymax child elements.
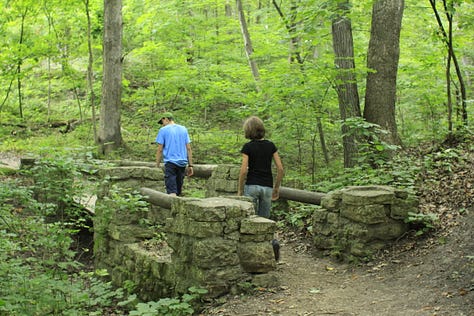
<box><xmin>201</xmin><ymin>144</ymin><xmax>474</xmax><ymax>316</ymax></box>
<box><xmin>201</xmin><ymin>213</ymin><xmax>473</xmax><ymax>316</ymax></box>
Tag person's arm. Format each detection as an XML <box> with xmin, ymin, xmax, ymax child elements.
<box><xmin>272</xmin><ymin>151</ymin><xmax>284</xmax><ymax>201</ymax></box>
<box><xmin>238</xmin><ymin>154</ymin><xmax>249</xmax><ymax>196</ymax></box>
<box><xmin>156</xmin><ymin>144</ymin><xmax>163</xmax><ymax>168</ymax></box>
<box><xmin>186</xmin><ymin>143</ymin><xmax>194</xmax><ymax>176</ymax></box>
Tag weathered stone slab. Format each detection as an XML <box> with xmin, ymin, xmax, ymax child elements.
<box><xmin>341</xmin><ymin>204</ymin><xmax>389</xmax><ymax>224</ymax></box>
<box><xmin>192</xmin><ymin>238</ymin><xmax>239</xmax><ymax>267</ymax></box>
<box><xmin>341</xmin><ymin>186</ymin><xmax>395</xmax><ymax>205</ymax></box>
<box><xmin>108</xmin><ymin>223</ymin><xmax>153</xmax><ymax>242</ymax></box>
<box><xmin>240</xmin><ymin>216</ymin><xmax>276</xmax><ymax>235</ymax></box>
<box><xmin>238</xmin><ymin>241</ymin><xmax>276</xmax><ymax>273</ymax></box>
<box><xmin>99</xmin><ymin>166</ymin><xmax>163</xmax><ymax>180</ymax></box>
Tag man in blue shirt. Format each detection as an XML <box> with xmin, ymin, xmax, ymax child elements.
<box><xmin>155</xmin><ymin>112</ymin><xmax>194</xmax><ymax>196</ymax></box>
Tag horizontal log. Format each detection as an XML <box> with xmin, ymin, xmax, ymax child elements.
<box><xmin>112</xmin><ymin>160</ymin><xmax>217</xmax><ymax>178</ymax></box>
<box><xmin>279</xmin><ymin>187</ymin><xmax>326</xmax><ymax>205</ymax></box>
<box><xmin>140</xmin><ymin>187</ymin><xmax>176</xmax><ymax>209</ymax></box>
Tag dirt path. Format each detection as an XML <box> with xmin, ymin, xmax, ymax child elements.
<box><xmin>202</xmin><ymin>211</ymin><xmax>474</xmax><ymax>316</ymax></box>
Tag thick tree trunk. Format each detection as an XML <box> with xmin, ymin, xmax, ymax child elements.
<box><xmin>331</xmin><ymin>1</ymin><xmax>361</xmax><ymax>168</ymax></box>
<box><xmin>99</xmin><ymin>0</ymin><xmax>123</xmax><ymax>154</ymax></box>
<box><xmin>363</xmin><ymin>0</ymin><xmax>404</xmax><ymax>145</ymax></box>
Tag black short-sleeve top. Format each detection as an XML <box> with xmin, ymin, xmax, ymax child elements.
<box><xmin>241</xmin><ymin>139</ymin><xmax>277</xmax><ymax>188</ymax></box>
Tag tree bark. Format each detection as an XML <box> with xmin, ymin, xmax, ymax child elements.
<box><xmin>428</xmin><ymin>0</ymin><xmax>468</xmax><ymax>127</ymax></box>
<box><xmin>331</xmin><ymin>1</ymin><xmax>361</xmax><ymax>168</ymax></box>
<box><xmin>84</xmin><ymin>0</ymin><xmax>98</xmax><ymax>142</ymax></box>
<box><xmin>99</xmin><ymin>0</ymin><xmax>123</xmax><ymax>154</ymax></box>
<box><xmin>140</xmin><ymin>187</ymin><xmax>175</xmax><ymax>209</ymax></box>
<box><xmin>363</xmin><ymin>0</ymin><xmax>404</xmax><ymax>145</ymax></box>
<box><xmin>236</xmin><ymin>0</ymin><xmax>260</xmax><ymax>89</ymax></box>
<box><xmin>279</xmin><ymin>187</ymin><xmax>326</xmax><ymax>205</ymax></box>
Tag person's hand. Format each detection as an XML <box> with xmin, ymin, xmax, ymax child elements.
<box><xmin>186</xmin><ymin>166</ymin><xmax>194</xmax><ymax>177</ymax></box>
<box><xmin>272</xmin><ymin>188</ymin><xmax>280</xmax><ymax>201</ymax></box>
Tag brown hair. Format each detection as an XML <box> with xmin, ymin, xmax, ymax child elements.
<box><xmin>243</xmin><ymin>116</ymin><xmax>265</xmax><ymax>140</ymax></box>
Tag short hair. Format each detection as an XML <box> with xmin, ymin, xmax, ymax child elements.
<box><xmin>243</xmin><ymin>116</ymin><xmax>265</xmax><ymax>140</ymax></box>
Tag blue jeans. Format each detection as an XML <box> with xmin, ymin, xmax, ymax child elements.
<box><xmin>244</xmin><ymin>184</ymin><xmax>273</xmax><ymax>218</ymax></box>
<box><xmin>164</xmin><ymin>163</ymin><xmax>186</xmax><ymax>195</ymax></box>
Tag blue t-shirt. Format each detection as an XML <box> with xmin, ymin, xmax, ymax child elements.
<box><xmin>156</xmin><ymin>124</ymin><xmax>191</xmax><ymax>167</ymax></box>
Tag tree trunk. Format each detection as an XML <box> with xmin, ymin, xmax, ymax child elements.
<box><xmin>331</xmin><ymin>1</ymin><xmax>361</xmax><ymax>168</ymax></box>
<box><xmin>428</xmin><ymin>0</ymin><xmax>468</xmax><ymax>127</ymax></box>
<box><xmin>84</xmin><ymin>0</ymin><xmax>98</xmax><ymax>142</ymax></box>
<box><xmin>236</xmin><ymin>0</ymin><xmax>260</xmax><ymax>89</ymax></box>
<box><xmin>279</xmin><ymin>187</ymin><xmax>326</xmax><ymax>205</ymax></box>
<box><xmin>99</xmin><ymin>0</ymin><xmax>123</xmax><ymax>155</ymax></box>
<box><xmin>17</xmin><ymin>8</ymin><xmax>28</xmax><ymax>119</ymax></box>
<box><xmin>363</xmin><ymin>0</ymin><xmax>404</xmax><ymax>145</ymax></box>
<box><xmin>272</xmin><ymin>0</ymin><xmax>304</xmax><ymax>65</ymax></box>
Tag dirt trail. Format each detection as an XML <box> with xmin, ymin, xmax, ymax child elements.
<box><xmin>202</xmin><ymin>211</ymin><xmax>474</xmax><ymax>316</ymax></box>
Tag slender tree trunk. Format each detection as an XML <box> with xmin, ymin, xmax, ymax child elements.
<box><xmin>331</xmin><ymin>1</ymin><xmax>361</xmax><ymax>168</ymax></box>
<box><xmin>428</xmin><ymin>0</ymin><xmax>468</xmax><ymax>126</ymax></box>
<box><xmin>17</xmin><ymin>8</ymin><xmax>28</xmax><ymax>119</ymax></box>
<box><xmin>447</xmin><ymin>44</ymin><xmax>453</xmax><ymax>132</ymax></box>
<box><xmin>236</xmin><ymin>0</ymin><xmax>260</xmax><ymax>89</ymax></box>
<box><xmin>99</xmin><ymin>0</ymin><xmax>123</xmax><ymax>154</ymax></box>
<box><xmin>43</xmin><ymin>5</ymin><xmax>53</xmax><ymax>121</ymax></box>
<box><xmin>363</xmin><ymin>0</ymin><xmax>404</xmax><ymax>146</ymax></box>
<box><xmin>84</xmin><ymin>0</ymin><xmax>98</xmax><ymax>141</ymax></box>
<box><xmin>272</xmin><ymin>0</ymin><xmax>304</xmax><ymax>64</ymax></box>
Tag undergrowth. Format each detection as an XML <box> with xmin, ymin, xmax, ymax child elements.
<box><xmin>0</xmin><ymin>156</ymin><xmax>207</xmax><ymax>316</ymax></box>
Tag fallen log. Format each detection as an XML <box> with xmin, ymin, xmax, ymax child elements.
<box><xmin>139</xmin><ymin>187</ymin><xmax>176</xmax><ymax>209</ymax></box>
<box><xmin>279</xmin><ymin>187</ymin><xmax>326</xmax><ymax>205</ymax></box>
<box><xmin>112</xmin><ymin>160</ymin><xmax>217</xmax><ymax>178</ymax></box>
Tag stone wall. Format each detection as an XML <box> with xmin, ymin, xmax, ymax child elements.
<box><xmin>312</xmin><ymin>185</ymin><xmax>419</xmax><ymax>261</ymax></box>
<box><xmin>94</xmin><ymin>166</ymin><xmax>277</xmax><ymax>302</ymax></box>
<box><xmin>94</xmin><ymin>165</ymin><xmax>419</xmax><ymax>301</ymax></box>
<box><xmin>205</xmin><ymin>164</ymin><xmax>240</xmax><ymax>198</ymax></box>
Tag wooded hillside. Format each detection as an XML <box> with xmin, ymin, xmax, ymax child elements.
<box><xmin>0</xmin><ymin>0</ymin><xmax>473</xmax><ymax>183</ymax></box>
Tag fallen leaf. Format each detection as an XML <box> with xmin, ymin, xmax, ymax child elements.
<box><xmin>309</xmin><ymin>288</ymin><xmax>322</xmax><ymax>294</ymax></box>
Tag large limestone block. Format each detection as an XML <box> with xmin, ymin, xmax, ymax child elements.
<box><xmin>340</xmin><ymin>204</ymin><xmax>389</xmax><ymax>224</ymax></box>
<box><xmin>367</xmin><ymin>219</ymin><xmax>408</xmax><ymax>241</ymax></box>
<box><xmin>108</xmin><ymin>223</ymin><xmax>153</xmax><ymax>242</ymax></box>
<box><xmin>211</xmin><ymin>179</ymin><xmax>238</xmax><ymax>193</ymax></box>
<box><xmin>185</xmin><ymin>198</ymin><xmax>227</xmax><ymax>221</ymax></box>
<box><xmin>166</xmin><ymin>216</ymin><xmax>225</xmax><ymax>238</ymax></box>
<box><xmin>183</xmin><ymin>197</ymin><xmax>254</xmax><ymax>221</ymax></box>
<box><xmin>341</xmin><ymin>186</ymin><xmax>395</xmax><ymax>206</ymax></box>
<box><xmin>313</xmin><ymin>209</ymin><xmax>328</xmax><ymax>223</ymax></box>
<box><xmin>390</xmin><ymin>196</ymin><xmax>419</xmax><ymax>220</ymax></box>
<box><xmin>99</xmin><ymin>166</ymin><xmax>163</xmax><ymax>180</ymax></box>
<box><xmin>240</xmin><ymin>215</ymin><xmax>276</xmax><ymax>235</ymax></box>
<box><xmin>238</xmin><ymin>241</ymin><xmax>276</xmax><ymax>273</ymax></box>
<box><xmin>192</xmin><ymin>238</ymin><xmax>239</xmax><ymax>267</ymax></box>
<box><xmin>320</xmin><ymin>190</ymin><xmax>343</xmax><ymax>210</ymax></box>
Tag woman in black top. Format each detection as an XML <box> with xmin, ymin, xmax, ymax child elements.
<box><xmin>238</xmin><ymin>116</ymin><xmax>284</xmax><ymax>218</ymax></box>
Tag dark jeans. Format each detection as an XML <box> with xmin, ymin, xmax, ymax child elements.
<box><xmin>164</xmin><ymin>163</ymin><xmax>186</xmax><ymax>195</ymax></box>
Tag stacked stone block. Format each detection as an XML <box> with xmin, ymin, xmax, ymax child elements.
<box><xmin>94</xmin><ymin>166</ymin><xmax>277</xmax><ymax>302</ymax></box>
<box><xmin>312</xmin><ymin>185</ymin><xmax>418</xmax><ymax>261</ymax></box>
<box><xmin>98</xmin><ymin>166</ymin><xmax>165</xmax><ymax>195</ymax></box>
<box><xmin>205</xmin><ymin>164</ymin><xmax>240</xmax><ymax>197</ymax></box>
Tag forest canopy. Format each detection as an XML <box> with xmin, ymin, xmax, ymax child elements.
<box><xmin>0</xmin><ymin>0</ymin><xmax>473</xmax><ymax>182</ymax></box>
